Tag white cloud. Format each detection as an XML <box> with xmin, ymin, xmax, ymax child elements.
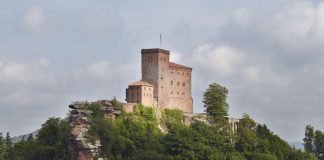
<box><xmin>193</xmin><ymin>44</ymin><xmax>243</xmax><ymax>76</ymax></box>
<box><xmin>23</xmin><ymin>6</ymin><xmax>44</xmax><ymax>32</ymax></box>
<box><xmin>81</xmin><ymin>12</ymin><xmax>114</xmax><ymax>33</ymax></box>
<box><xmin>258</xmin><ymin>1</ymin><xmax>324</xmax><ymax>49</ymax></box>
<box><xmin>87</xmin><ymin>61</ymin><xmax>111</xmax><ymax>78</ymax></box>
<box><xmin>0</xmin><ymin>59</ymin><xmax>53</xmax><ymax>84</ymax></box>
<box><xmin>315</xmin><ymin>3</ymin><xmax>324</xmax><ymax>42</ymax></box>
<box><xmin>243</xmin><ymin>66</ymin><xmax>261</xmax><ymax>82</ymax></box>
<box><xmin>170</xmin><ymin>51</ymin><xmax>183</xmax><ymax>62</ymax></box>
<box><xmin>231</xmin><ymin>8</ymin><xmax>251</xmax><ymax>27</ymax></box>
<box><xmin>242</xmin><ymin>66</ymin><xmax>291</xmax><ymax>87</ymax></box>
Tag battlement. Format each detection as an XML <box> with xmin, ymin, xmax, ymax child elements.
<box><xmin>141</xmin><ymin>48</ymin><xmax>170</xmax><ymax>55</ymax></box>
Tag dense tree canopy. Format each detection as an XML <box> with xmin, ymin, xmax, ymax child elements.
<box><xmin>0</xmin><ymin>83</ymin><xmax>319</xmax><ymax>160</ymax></box>
<box><xmin>304</xmin><ymin>125</ymin><xmax>324</xmax><ymax>160</ymax></box>
<box><xmin>203</xmin><ymin>83</ymin><xmax>229</xmax><ymax>124</ymax></box>
<box><xmin>0</xmin><ymin>118</ymin><xmax>70</xmax><ymax>160</ymax></box>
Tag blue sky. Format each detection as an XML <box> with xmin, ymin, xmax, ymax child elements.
<box><xmin>1</xmin><ymin>0</ymin><xmax>324</xmax><ymax>142</ymax></box>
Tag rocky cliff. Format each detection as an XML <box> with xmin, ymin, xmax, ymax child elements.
<box><xmin>68</xmin><ymin>100</ymin><xmax>121</xmax><ymax>160</ymax></box>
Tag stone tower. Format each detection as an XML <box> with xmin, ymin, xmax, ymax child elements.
<box><xmin>141</xmin><ymin>48</ymin><xmax>170</xmax><ymax>110</ymax></box>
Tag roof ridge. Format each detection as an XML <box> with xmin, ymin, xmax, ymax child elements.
<box><xmin>169</xmin><ymin>62</ymin><xmax>192</xmax><ymax>70</ymax></box>
<box><xmin>129</xmin><ymin>80</ymin><xmax>153</xmax><ymax>86</ymax></box>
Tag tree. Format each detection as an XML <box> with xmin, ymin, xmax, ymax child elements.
<box><xmin>314</xmin><ymin>130</ymin><xmax>324</xmax><ymax>160</ymax></box>
<box><xmin>5</xmin><ymin>132</ymin><xmax>11</xmax><ymax>146</ymax></box>
<box><xmin>304</xmin><ymin>125</ymin><xmax>314</xmax><ymax>153</ymax></box>
<box><xmin>27</xmin><ymin>134</ymin><xmax>33</xmax><ymax>142</ymax></box>
<box><xmin>0</xmin><ymin>132</ymin><xmax>3</xmax><ymax>145</ymax></box>
<box><xmin>203</xmin><ymin>83</ymin><xmax>229</xmax><ymax>123</ymax></box>
<box><xmin>303</xmin><ymin>125</ymin><xmax>324</xmax><ymax>160</ymax></box>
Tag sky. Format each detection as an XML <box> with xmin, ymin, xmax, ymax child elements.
<box><xmin>1</xmin><ymin>0</ymin><xmax>324</xmax><ymax>142</ymax></box>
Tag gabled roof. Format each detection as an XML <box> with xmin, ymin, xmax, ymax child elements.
<box><xmin>129</xmin><ymin>80</ymin><xmax>153</xmax><ymax>87</ymax></box>
<box><xmin>169</xmin><ymin>62</ymin><xmax>192</xmax><ymax>70</ymax></box>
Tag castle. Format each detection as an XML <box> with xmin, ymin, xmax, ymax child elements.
<box><xmin>125</xmin><ymin>48</ymin><xmax>193</xmax><ymax>113</ymax></box>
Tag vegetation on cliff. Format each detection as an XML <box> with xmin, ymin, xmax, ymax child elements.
<box><xmin>0</xmin><ymin>83</ymin><xmax>322</xmax><ymax>160</ymax></box>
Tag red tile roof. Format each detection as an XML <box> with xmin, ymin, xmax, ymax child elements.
<box><xmin>169</xmin><ymin>62</ymin><xmax>192</xmax><ymax>70</ymax></box>
<box><xmin>129</xmin><ymin>80</ymin><xmax>153</xmax><ymax>87</ymax></box>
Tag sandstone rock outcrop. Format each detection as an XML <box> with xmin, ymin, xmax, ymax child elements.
<box><xmin>68</xmin><ymin>100</ymin><xmax>122</xmax><ymax>160</ymax></box>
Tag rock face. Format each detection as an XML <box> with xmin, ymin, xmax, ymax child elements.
<box><xmin>68</xmin><ymin>100</ymin><xmax>122</xmax><ymax>160</ymax></box>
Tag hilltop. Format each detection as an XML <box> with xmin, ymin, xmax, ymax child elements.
<box><xmin>0</xmin><ymin>83</ymin><xmax>322</xmax><ymax>160</ymax></box>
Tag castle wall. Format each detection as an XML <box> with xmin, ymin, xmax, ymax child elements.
<box><xmin>167</xmin><ymin>67</ymin><xmax>193</xmax><ymax>113</ymax></box>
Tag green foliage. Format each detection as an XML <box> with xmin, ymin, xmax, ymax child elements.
<box><xmin>0</xmin><ymin>117</ymin><xmax>70</xmax><ymax>160</ymax></box>
<box><xmin>304</xmin><ymin>125</ymin><xmax>324</xmax><ymax>160</ymax></box>
<box><xmin>162</xmin><ymin>109</ymin><xmax>184</xmax><ymax>129</ymax></box>
<box><xmin>0</xmin><ymin>92</ymin><xmax>317</xmax><ymax>160</ymax></box>
<box><xmin>203</xmin><ymin>83</ymin><xmax>229</xmax><ymax>125</ymax></box>
<box><xmin>304</xmin><ymin>125</ymin><xmax>315</xmax><ymax>153</ymax></box>
<box><xmin>134</xmin><ymin>104</ymin><xmax>157</xmax><ymax>122</ymax></box>
<box><xmin>111</xmin><ymin>96</ymin><xmax>123</xmax><ymax>110</ymax></box>
<box><xmin>235</xmin><ymin>114</ymin><xmax>315</xmax><ymax>160</ymax></box>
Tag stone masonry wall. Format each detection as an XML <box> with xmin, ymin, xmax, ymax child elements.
<box><xmin>126</xmin><ymin>85</ymin><xmax>154</xmax><ymax>106</ymax></box>
<box><xmin>141</xmin><ymin>49</ymin><xmax>170</xmax><ymax>110</ymax></box>
<box><xmin>168</xmin><ymin>67</ymin><xmax>193</xmax><ymax>113</ymax></box>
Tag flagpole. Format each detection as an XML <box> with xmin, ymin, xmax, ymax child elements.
<box><xmin>160</xmin><ymin>34</ymin><xmax>162</xmax><ymax>48</ymax></box>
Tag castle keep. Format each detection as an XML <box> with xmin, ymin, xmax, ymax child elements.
<box><xmin>126</xmin><ymin>48</ymin><xmax>193</xmax><ymax>113</ymax></box>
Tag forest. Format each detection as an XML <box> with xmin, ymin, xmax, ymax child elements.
<box><xmin>0</xmin><ymin>83</ymin><xmax>323</xmax><ymax>160</ymax></box>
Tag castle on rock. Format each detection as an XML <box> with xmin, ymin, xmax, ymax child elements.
<box><xmin>126</xmin><ymin>48</ymin><xmax>193</xmax><ymax>113</ymax></box>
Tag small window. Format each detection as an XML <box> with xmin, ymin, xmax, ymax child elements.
<box><xmin>183</xmin><ymin>92</ymin><xmax>185</xmax><ymax>95</ymax></box>
<box><xmin>171</xmin><ymin>81</ymin><xmax>173</xmax><ymax>85</ymax></box>
<box><xmin>183</xmin><ymin>72</ymin><xmax>184</xmax><ymax>75</ymax></box>
<box><xmin>182</xmin><ymin>82</ymin><xmax>185</xmax><ymax>86</ymax></box>
<box><xmin>177</xmin><ymin>92</ymin><xmax>179</xmax><ymax>95</ymax></box>
<box><xmin>171</xmin><ymin>71</ymin><xmax>173</xmax><ymax>74</ymax></box>
<box><xmin>171</xmin><ymin>91</ymin><xmax>173</xmax><ymax>95</ymax></box>
<box><xmin>177</xmin><ymin>82</ymin><xmax>180</xmax><ymax>86</ymax></box>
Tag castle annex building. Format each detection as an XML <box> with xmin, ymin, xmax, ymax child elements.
<box><xmin>126</xmin><ymin>48</ymin><xmax>193</xmax><ymax>113</ymax></box>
